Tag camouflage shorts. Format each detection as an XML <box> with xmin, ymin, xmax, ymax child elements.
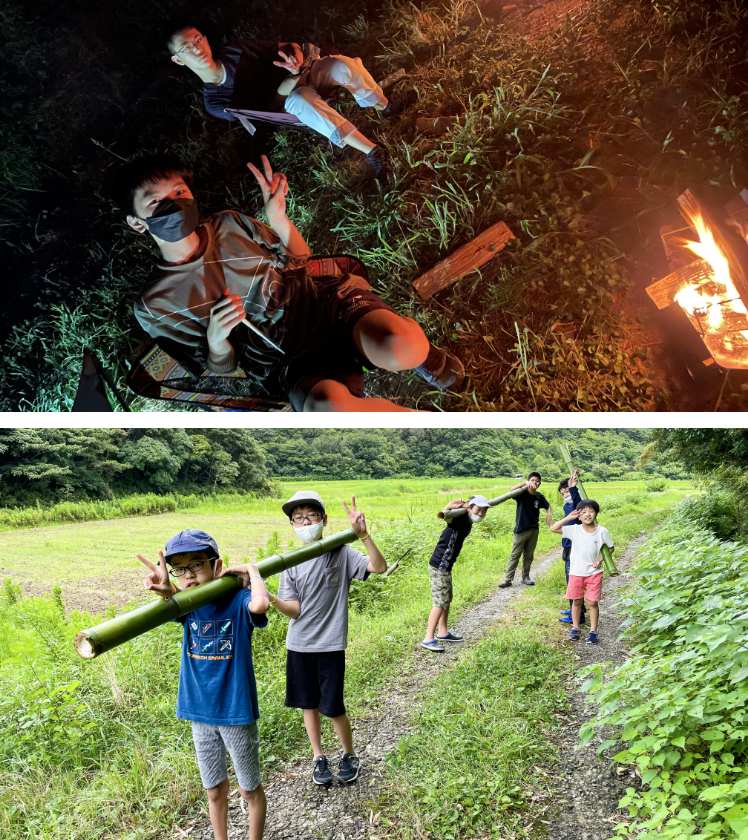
<box><xmin>429</xmin><ymin>566</ymin><xmax>453</xmax><ymax>609</ymax></box>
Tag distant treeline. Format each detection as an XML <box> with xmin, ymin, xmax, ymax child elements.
<box><xmin>0</xmin><ymin>428</ymin><xmax>682</xmax><ymax>509</ymax></box>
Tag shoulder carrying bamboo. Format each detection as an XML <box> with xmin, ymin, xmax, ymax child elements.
<box><xmin>74</xmin><ymin>528</ymin><xmax>359</xmax><ymax>660</ymax></box>
<box><xmin>438</xmin><ymin>483</ymin><xmax>528</xmax><ymax>521</ymax></box>
<box><xmin>558</xmin><ymin>443</ymin><xmax>619</xmax><ymax>576</ymax></box>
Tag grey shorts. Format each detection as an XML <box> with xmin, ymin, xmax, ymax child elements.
<box><xmin>191</xmin><ymin>721</ymin><xmax>261</xmax><ymax>791</ymax></box>
<box><xmin>429</xmin><ymin>566</ymin><xmax>453</xmax><ymax>609</ymax></box>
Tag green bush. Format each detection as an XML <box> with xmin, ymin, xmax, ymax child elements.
<box><xmin>579</xmin><ymin>508</ymin><xmax>748</xmax><ymax>839</ymax></box>
<box><xmin>644</xmin><ymin>478</ymin><xmax>668</xmax><ymax>493</ymax></box>
<box><xmin>676</xmin><ymin>493</ymin><xmax>739</xmax><ymax>541</ymax></box>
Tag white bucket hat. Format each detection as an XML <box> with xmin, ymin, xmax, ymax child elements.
<box><xmin>282</xmin><ymin>490</ymin><xmax>326</xmax><ymax>518</ymax></box>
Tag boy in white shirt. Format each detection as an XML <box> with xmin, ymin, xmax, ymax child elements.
<box><xmin>550</xmin><ymin>499</ymin><xmax>614</xmax><ymax>644</ymax></box>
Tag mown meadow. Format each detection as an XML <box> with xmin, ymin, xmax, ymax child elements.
<box><xmin>0</xmin><ymin>478</ymin><xmax>692</xmax><ymax>839</ymax></box>
<box><xmin>3</xmin><ymin>0</ymin><xmax>748</xmax><ymax>410</ymax></box>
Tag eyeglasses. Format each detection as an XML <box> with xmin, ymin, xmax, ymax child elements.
<box><xmin>174</xmin><ymin>34</ymin><xmax>207</xmax><ymax>57</ymax></box>
<box><xmin>291</xmin><ymin>513</ymin><xmax>323</xmax><ymax>525</ymax></box>
<box><xmin>169</xmin><ymin>559</ymin><xmax>211</xmax><ymax>577</ymax></box>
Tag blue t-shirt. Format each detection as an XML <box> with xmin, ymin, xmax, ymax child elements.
<box><xmin>176</xmin><ymin>588</ymin><xmax>267</xmax><ymax>725</ymax></box>
<box><xmin>562</xmin><ymin>486</ymin><xmax>582</xmax><ymax>549</ymax></box>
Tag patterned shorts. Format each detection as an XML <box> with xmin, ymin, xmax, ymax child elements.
<box><xmin>429</xmin><ymin>566</ymin><xmax>454</xmax><ymax>609</ymax></box>
<box><xmin>191</xmin><ymin>721</ymin><xmax>261</xmax><ymax>791</ymax></box>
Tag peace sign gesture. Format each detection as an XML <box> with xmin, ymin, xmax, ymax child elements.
<box><xmin>342</xmin><ymin>496</ymin><xmax>368</xmax><ymax>539</ymax></box>
<box><xmin>246</xmin><ymin>155</ymin><xmax>288</xmax><ymax>229</ymax></box>
<box><xmin>137</xmin><ymin>550</ymin><xmax>174</xmax><ymax>599</ymax></box>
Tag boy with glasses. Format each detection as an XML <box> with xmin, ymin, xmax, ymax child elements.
<box><xmin>137</xmin><ymin>529</ymin><xmax>270</xmax><ymax>840</ymax></box>
<box><xmin>166</xmin><ymin>24</ymin><xmax>406</xmax><ymax>183</ymax></box>
<box><xmin>266</xmin><ymin>491</ymin><xmax>387</xmax><ymax>785</ymax></box>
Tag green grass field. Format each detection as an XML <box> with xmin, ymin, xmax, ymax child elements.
<box><xmin>0</xmin><ymin>478</ymin><xmax>693</xmax><ymax>613</ymax></box>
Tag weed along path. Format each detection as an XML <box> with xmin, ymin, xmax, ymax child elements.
<box><xmin>168</xmin><ymin>546</ymin><xmax>564</xmax><ymax>840</ymax></box>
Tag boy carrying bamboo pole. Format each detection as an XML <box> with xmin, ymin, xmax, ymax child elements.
<box><xmin>137</xmin><ymin>530</ymin><xmax>270</xmax><ymax>840</ymax></box>
<box><xmin>266</xmin><ymin>491</ymin><xmax>387</xmax><ymax>786</ymax></box>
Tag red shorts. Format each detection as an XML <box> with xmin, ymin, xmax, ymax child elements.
<box><xmin>566</xmin><ymin>573</ymin><xmax>603</xmax><ymax>601</ymax></box>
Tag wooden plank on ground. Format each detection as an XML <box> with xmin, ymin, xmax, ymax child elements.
<box><xmin>412</xmin><ymin>221</ymin><xmax>515</xmax><ymax>300</ymax></box>
<box><xmin>646</xmin><ymin>265</ymin><xmax>695</xmax><ymax>309</ymax></box>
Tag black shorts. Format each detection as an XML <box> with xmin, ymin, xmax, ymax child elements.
<box><xmin>285</xmin><ymin>649</ymin><xmax>347</xmax><ymax>718</ymax></box>
<box><xmin>286</xmin><ymin>285</ymin><xmax>395</xmax><ymax>411</ymax></box>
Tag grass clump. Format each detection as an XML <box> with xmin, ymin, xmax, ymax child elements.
<box><xmin>579</xmin><ymin>505</ymin><xmax>748</xmax><ymax>839</ymax></box>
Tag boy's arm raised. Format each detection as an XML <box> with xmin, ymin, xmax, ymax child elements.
<box><xmin>137</xmin><ymin>551</ymin><xmax>177</xmax><ymax>600</ymax></box>
<box><xmin>218</xmin><ymin>562</ymin><xmax>270</xmax><ymax>614</ymax></box>
<box><xmin>549</xmin><ymin>509</ymin><xmax>579</xmax><ymax>533</ymax></box>
<box><xmin>344</xmin><ymin>496</ymin><xmax>387</xmax><ymax>574</ymax></box>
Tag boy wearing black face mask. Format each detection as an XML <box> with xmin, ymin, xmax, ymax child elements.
<box><xmin>114</xmin><ymin>154</ymin><xmax>464</xmax><ymax>411</ymax></box>
<box><xmin>267</xmin><ymin>491</ymin><xmax>387</xmax><ymax>786</ymax></box>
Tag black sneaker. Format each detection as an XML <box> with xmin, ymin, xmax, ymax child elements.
<box><xmin>364</xmin><ymin>145</ymin><xmax>391</xmax><ymax>185</ymax></box>
<box><xmin>337</xmin><ymin>753</ymin><xmax>360</xmax><ymax>784</ymax></box>
<box><xmin>313</xmin><ymin>755</ymin><xmax>333</xmax><ymax>785</ymax></box>
<box><xmin>415</xmin><ymin>345</ymin><xmax>465</xmax><ymax>392</ymax></box>
<box><xmin>381</xmin><ymin>88</ymin><xmax>418</xmax><ymax>119</ymax></box>
<box><xmin>498</xmin><ymin>580</ymin><xmax>512</xmax><ymax>588</ymax></box>
<box><xmin>522</xmin><ymin>577</ymin><xmax>535</xmax><ymax>586</ymax></box>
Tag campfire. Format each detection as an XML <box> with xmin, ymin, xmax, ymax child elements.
<box><xmin>646</xmin><ymin>189</ymin><xmax>748</xmax><ymax>369</ymax></box>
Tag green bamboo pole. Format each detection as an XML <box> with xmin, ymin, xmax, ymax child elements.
<box><xmin>558</xmin><ymin>442</ymin><xmax>619</xmax><ymax>576</ymax></box>
<box><xmin>438</xmin><ymin>483</ymin><xmax>528</xmax><ymax>521</ymax></box>
<box><xmin>74</xmin><ymin>528</ymin><xmax>358</xmax><ymax>660</ymax></box>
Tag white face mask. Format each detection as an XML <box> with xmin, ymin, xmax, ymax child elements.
<box><xmin>470</xmin><ymin>514</ymin><xmax>486</xmax><ymax>523</ymax></box>
<box><xmin>293</xmin><ymin>522</ymin><xmax>324</xmax><ymax>543</ymax></box>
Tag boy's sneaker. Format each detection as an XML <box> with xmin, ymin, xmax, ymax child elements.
<box><xmin>567</xmin><ymin>628</ymin><xmax>581</xmax><ymax>642</ymax></box>
<box><xmin>337</xmin><ymin>753</ymin><xmax>360</xmax><ymax>784</ymax></box>
<box><xmin>498</xmin><ymin>580</ymin><xmax>512</xmax><ymax>588</ymax></box>
<box><xmin>420</xmin><ymin>639</ymin><xmax>445</xmax><ymax>652</ymax></box>
<box><xmin>522</xmin><ymin>576</ymin><xmax>535</xmax><ymax>586</ymax></box>
<box><xmin>364</xmin><ymin>145</ymin><xmax>391</xmax><ymax>185</ymax></box>
<box><xmin>586</xmin><ymin>631</ymin><xmax>599</xmax><ymax>645</ymax></box>
<box><xmin>561</xmin><ymin>609</ymin><xmax>571</xmax><ymax>616</ymax></box>
<box><xmin>436</xmin><ymin>631</ymin><xmax>463</xmax><ymax>643</ymax></box>
<box><xmin>313</xmin><ymin>755</ymin><xmax>333</xmax><ymax>785</ymax></box>
<box><xmin>380</xmin><ymin>88</ymin><xmax>418</xmax><ymax>119</ymax></box>
<box><xmin>415</xmin><ymin>345</ymin><xmax>465</xmax><ymax>392</ymax></box>
<box><xmin>558</xmin><ymin>615</ymin><xmax>573</xmax><ymax>624</ymax></box>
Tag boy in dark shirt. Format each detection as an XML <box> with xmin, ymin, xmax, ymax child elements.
<box><xmin>421</xmin><ymin>495</ymin><xmax>490</xmax><ymax>652</ymax></box>
<box><xmin>498</xmin><ymin>473</ymin><xmax>553</xmax><ymax>588</ymax></box>
<box><xmin>557</xmin><ymin>468</ymin><xmax>586</xmax><ymax>625</ymax></box>
<box><xmin>167</xmin><ymin>25</ymin><xmax>396</xmax><ymax>182</ymax></box>
<box><xmin>137</xmin><ymin>530</ymin><xmax>270</xmax><ymax>840</ymax></box>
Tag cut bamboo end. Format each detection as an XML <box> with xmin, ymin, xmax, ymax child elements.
<box><xmin>74</xmin><ymin>632</ymin><xmax>99</xmax><ymax>660</ymax></box>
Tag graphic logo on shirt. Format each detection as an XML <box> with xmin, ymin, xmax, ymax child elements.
<box><xmin>200</xmin><ymin>621</ymin><xmax>214</xmax><ymax>637</ymax></box>
<box><xmin>200</xmin><ymin>639</ymin><xmax>215</xmax><ymax>653</ymax></box>
<box><xmin>187</xmin><ymin>616</ymin><xmax>234</xmax><ymax>661</ymax></box>
<box><xmin>218</xmin><ymin>620</ymin><xmax>233</xmax><ymax>636</ymax></box>
<box><xmin>190</xmin><ymin>619</ymin><xmax>198</xmax><ymax>632</ymax></box>
<box><xmin>189</xmin><ymin>637</ymin><xmax>198</xmax><ymax>650</ymax></box>
<box><xmin>534</xmin><ymin>499</ymin><xmax>539</xmax><ymax>508</ymax></box>
<box><xmin>219</xmin><ymin>638</ymin><xmax>233</xmax><ymax>652</ymax></box>
<box><xmin>330</xmin><ymin>576</ymin><xmax>340</xmax><ymax>585</ymax></box>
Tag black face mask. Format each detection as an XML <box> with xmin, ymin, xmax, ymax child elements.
<box><xmin>142</xmin><ymin>198</ymin><xmax>199</xmax><ymax>242</ymax></box>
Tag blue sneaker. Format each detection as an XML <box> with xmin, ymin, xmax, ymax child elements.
<box><xmin>421</xmin><ymin>639</ymin><xmax>445</xmax><ymax>652</ymax></box>
<box><xmin>561</xmin><ymin>609</ymin><xmax>571</xmax><ymax>616</ymax></box>
<box><xmin>567</xmin><ymin>628</ymin><xmax>581</xmax><ymax>642</ymax></box>
<box><xmin>436</xmin><ymin>631</ymin><xmax>463</xmax><ymax>643</ymax></box>
<box><xmin>586</xmin><ymin>631</ymin><xmax>598</xmax><ymax>645</ymax></box>
<box><xmin>558</xmin><ymin>615</ymin><xmax>573</xmax><ymax>624</ymax></box>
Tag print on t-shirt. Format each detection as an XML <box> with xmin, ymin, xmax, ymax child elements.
<box><xmin>189</xmin><ymin>617</ymin><xmax>235</xmax><ymax>661</ymax></box>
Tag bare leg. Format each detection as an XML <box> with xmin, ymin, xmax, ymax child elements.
<box><xmin>303</xmin><ymin>708</ymin><xmax>325</xmax><ymax>757</ymax></box>
<box><xmin>330</xmin><ymin>713</ymin><xmax>355</xmax><ymax>755</ymax></box>
<box><xmin>424</xmin><ymin>605</ymin><xmax>443</xmax><ymax>642</ymax></box>
<box><xmin>571</xmin><ymin>598</ymin><xmax>583</xmax><ymax>629</ymax></box>
<box><xmin>352</xmin><ymin>309</ymin><xmax>429</xmax><ymax>372</ymax></box>
<box><xmin>240</xmin><ymin>783</ymin><xmax>267</xmax><ymax>840</ymax></box>
<box><xmin>436</xmin><ymin>604</ymin><xmax>451</xmax><ymax>636</ymax></box>
<box><xmin>342</xmin><ymin>130</ymin><xmax>376</xmax><ymax>155</ymax></box>
<box><xmin>206</xmin><ymin>777</ymin><xmax>230</xmax><ymax>840</ymax></box>
<box><xmin>587</xmin><ymin>600</ymin><xmax>599</xmax><ymax>632</ymax></box>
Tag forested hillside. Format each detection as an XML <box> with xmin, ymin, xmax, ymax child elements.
<box><xmin>0</xmin><ymin>428</ymin><xmax>682</xmax><ymax>507</ymax></box>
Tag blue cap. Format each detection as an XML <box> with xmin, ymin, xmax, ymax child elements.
<box><xmin>164</xmin><ymin>529</ymin><xmax>219</xmax><ymax>562</ymax></box>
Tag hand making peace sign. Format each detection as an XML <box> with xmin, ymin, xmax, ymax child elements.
<box><xmin>246</xmin><ymin>155</ymin><xmax>289</xmax><ymax>229</ymax></box>
<box><xmin>342</xmin><ymin>496</ymin><xmax>368</xmax><ymax>539</ymax></box>
<box><xmin>137</xmin><ymin>550</ymin><xmax>174</xmax><ymax>599</ymax></box>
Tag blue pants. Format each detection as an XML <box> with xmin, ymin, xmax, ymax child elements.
<box><xmin>564</xmin><ymin>556</ymin><xmax>586</xmax><ymax>619</ymax></box>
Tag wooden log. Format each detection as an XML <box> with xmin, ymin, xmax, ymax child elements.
<box><xmin>645</xmin><ymin>262</ymin><xmax>709</xmax><ymax>310</ymax></box>
<box><xmin>677</xmin><ymin>188</ymin><xmax>748</xmax><ymax>304</ymax></box>
<box><xmin>412</xmin><ymin>221</ymin><xmax>515</xmax><ymax>300</ymax></box>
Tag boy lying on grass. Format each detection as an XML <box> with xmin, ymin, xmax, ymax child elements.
<box><xmin>115</xmin><ymin>154</ymin><xmax>463</xmax><ymax>411</ymax></box>
<box><xmin>137</xmin><ymin>529</ymin><xmax>270</xmax><ymax>840</ymax></box>
<box><xmin>421</xmin><ymin>495</ymin><xmax>490</xmax><ymax>653</ymax></box>
<box><xmin>165</xmin><ymin>24</ymin><xmax>412</xmax><ymax>184</ymax></box>
<box><xmin>557</xmin><ymin>467</ymin><xmax>586</xmax><ymax>626</ymax></box>
<box><xmin>266</xmin><ymin>491</ymin><xmax>387</xmax><ymax>786</ymax></box>
<box><xmin>550</xmin><ymin>500</ymin><xmax>614</xmax><ymax>645</ymax></box>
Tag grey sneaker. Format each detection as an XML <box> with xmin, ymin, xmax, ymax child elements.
<box><xmin>415</xmin><ymin>346</ymin><xmax>465</xmax><ymax>392</ymax></box>
<box><xmin>337</xmin><ymin>753</ymin><xmax>360</xmax><ymax>784</ymax></box>
<box><xmin>313</xmin><ymin>755</ymin><xmax>333</xmax><ymax>785</ymax></box>
<box><xmin>522</xmin><ymin>577</ymin><xmax>535</xmax><ymax>586</ymax></box>
<box><xmin>421</xmin><ymin>639</ymin><xmax>446</xmax><ymax>652</ymax></box>
<box><xmin>498</xmin><ymin>580</ymin><xmax>512</xmax><ymax>588</ymax></box>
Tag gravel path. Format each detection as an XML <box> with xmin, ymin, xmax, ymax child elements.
<box><xmin>170</xmin><ymin>547</ymin><xmax>562</xmax><ymax>840</ymax></box>
<box><xmin>545</xmin><ymin>535</ymin><xmax>646</xmax><ymax>840</ymax></box>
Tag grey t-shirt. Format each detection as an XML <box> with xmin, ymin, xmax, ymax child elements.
<box><xmin>278</xmin><ymin>545</ymin><xmax>370</xmax><ymax>652</ymax></box>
